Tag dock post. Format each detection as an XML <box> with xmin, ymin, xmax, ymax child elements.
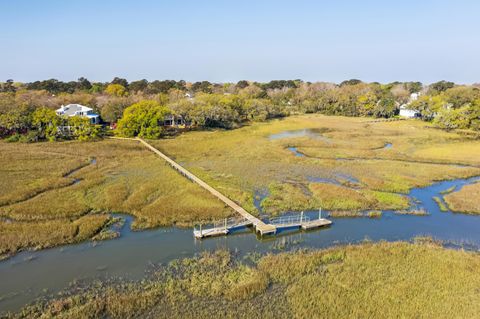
<box><xmin>301</xmin><ymin>211</ymin><xmax>304</xmax><ymax>223</ymax></box>
<box><xmin>319</xmin><ymin>208</ymin><xmax>322</xmax><ymax>220</ymax></box>
<box><xmin>199</xmin><ymin>223</ymin><xmax>202</xmax><ymax>237</ymax></box>
<box><xmin>224</xmin><ymin>218</ymin><xmax>227</xmax><ymax>231</ymax></box>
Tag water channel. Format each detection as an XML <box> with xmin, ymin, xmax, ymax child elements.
<box><xmin>1</xmin><ymin>131</ymin><xmax>480</xmax><ymax>313</ymax></box>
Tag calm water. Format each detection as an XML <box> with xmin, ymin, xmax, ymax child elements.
<box><xmin>1</xmin><ymin>176</ymin><xmax>480</xmax><ymax>313</ymax></box>
<box><xmin>269</xmin><ymin>129</ymin><xmax>331</xmax><ymax>143</ymax></box>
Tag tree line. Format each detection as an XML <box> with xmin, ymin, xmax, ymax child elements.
<box><xmin>0</xmin><ymin>78</ymin><xmax>479</xmax><ymax>141</ymax></box>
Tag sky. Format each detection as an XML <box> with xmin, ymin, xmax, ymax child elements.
<box><xmin>1</xmin><ymin>0</ymin><xmax>479</xmax><ymax>84</ymax></box>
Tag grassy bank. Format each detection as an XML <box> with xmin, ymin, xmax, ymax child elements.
<box><xmin>7</xmin><ymin>241</ymin><xmax>480</xmax><ymax>318</ymax></box>
<box><xmin>444</xmin><ymin>182</ymin><xmax>480</xmax><ymax>214</ymax></box>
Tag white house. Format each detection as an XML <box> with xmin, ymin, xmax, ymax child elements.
<box><xmin>399</xmin><ymin>92</ymin><xmax>421</xmax><ymax>118</ymax></box>
<box><xmin>56</xmin><ymin>104</ymin><xmax>100</xmax><ymax>124</ymax></box>
<box><xmin>410</xmin><ymin>92</ymin><xmax>420</xmax><ymax>101</ymax></box>
<box><xmin>399</xmin><ymin>105</ymin><xmax>420</xmax><ymax>118</ymax></box>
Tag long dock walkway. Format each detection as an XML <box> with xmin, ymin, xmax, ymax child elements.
<box><xmin>136</xmin><ymin>138</ymin><xmax>277</xmax><ymax>236</ymax></box>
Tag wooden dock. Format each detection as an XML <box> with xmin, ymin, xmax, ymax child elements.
<box><xmin>118</xmin><ymin>137</ymin><xmax>332</xmax><ymax>239</ymax></box>
<box><xmin>136</xmin><ymin>138</ymin><xmax>277</xmax><ymax>236</ymax></box>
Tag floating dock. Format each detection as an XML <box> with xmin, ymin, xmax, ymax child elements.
<box><xmin>269</xmin><ymin>212</ymin><xmax>332</xmax><ymax>233</ymax></box>
<box><xmin>194</xmin><ymin>217</ymin><xmax>253</xmax><ymax>239</ymax></box>
<box><xmin>195</xmin><ymin>213</ymin><xmax>331</xmax><ymax>239</ymax></box>
<box><xmin>301</xmin><ymin>218</ymin><xmax>332</xmax><ymax>230</ymax></box>
<box><xmin>120</xmin><ymin>138</ymin><xmax>332</xmax><ymax>239</ymax></box>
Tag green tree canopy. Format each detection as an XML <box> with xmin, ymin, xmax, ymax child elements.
<box><xmin>32</xmin><ymin>107</ymin><xmax>60</xmax><ymax>141</ymax></box>
<box><xmin>105</xmin><ymin>84</ymin><xmax>127</xmax><ymax>97</ymax></box>
<box><xmin>67</xmin><ymin>116</ymin><xmax>101</xmax><ymax>141</ymax></box>
<box><xmin>117</xmin><ymin>100</ymin><xmax>171</xmax><ymax>138</ymax></box>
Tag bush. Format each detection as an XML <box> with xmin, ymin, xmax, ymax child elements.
<box><xmin>5</xmin><ymin>131</ymin><xmax>39</xmax><ymax>143</ymax></box>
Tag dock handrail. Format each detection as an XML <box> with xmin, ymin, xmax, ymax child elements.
<box><xmin>269</xmin><ymin>214</ymin><xmax>310</xmax><ymax>226</ymax></box>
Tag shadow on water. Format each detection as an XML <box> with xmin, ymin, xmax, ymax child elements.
<box><xmin>2</xmin><ymin>176</ymin><xmax>480</xmax><ymax>313</ymax></box>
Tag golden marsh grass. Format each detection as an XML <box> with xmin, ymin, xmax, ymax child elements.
<box><xmin>152</xmin><ymin>115</ymin><xmax>480</xmax><ymax>214</ymax></box>
<box><xmin>0</xmin><ymin>139</ymin><xmax>231</xmax><ymax>257</ymax></box>
<box><xmin>444</xmin><ymin>182</ymin><xmax>480</xmax><ymax>214</ymax></box>
<box><xmin>8</xmin><ymin>241</ymin><xmax>480</xmax><ymax>319</ymax></box>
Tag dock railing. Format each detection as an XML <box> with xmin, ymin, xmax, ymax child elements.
<box><xmin>193</xmin><ymin>216</ymin><xmax>253</xmax><ymax>238</ymax></box>
<box><xmin>269</xmin><ymin>213</ymin><xmax>310</xmax><ymax>226</ymax></box>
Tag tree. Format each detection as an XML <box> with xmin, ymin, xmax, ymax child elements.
<box><xmin>26</xmin><ymin>79</ymin><xmax>76</xmax><ymax>94</ymax></box>
<box><xmin>117</xmin><ymin>100</ymin><xmax>171</xmax><ymax>138</ymax></box>
<box><xmin>90</xmin><ymin>83</ymin><xmax>105</xmax><ymax>93</ymax></box>
<box><xmin>404</xmin><ymin>81</ymin><xmax>423</xmax><ymax>94</ymax></box>
<box><xmin>129</xmin><ymin>79</ymin><xmax>149</xmax><ymax>93</ymax></box>
<box><xmin>429</xmin><ymin>80</ymin><xmax>455</xmax><ymax>94</ymax></box>
<box><xmin>357</xmin><ymin>91</ymin><xmax>378</xmax><ymax>116</ymax></box>
<box><xmin>442</xmin><ymin>86</ymin><xmax>480</xmax><ymax>109</ymax></box>
<box><xmin>192</xmin><ymin>81</ymin><xmax>213</xmax><ymax>93</ymax></box>
<box><xmin>100</xmin><ymin>100</ymin><xmax>128</xmax><ymax>123</ymax></box>
<box><xmin>373</xmin><ymin>95</ymin><xmax>396</xmax><ymax>118</ymax></box>
<box><xmin>261</xmin><ymin>80</ymin><xmax>297</xmax><ymax>90</ymax></box>
<box><xmin>76</xmin><ymin>77</ymin><xmax>92</xmax><ymax>91</ymax></box>
<box><xmin>1</xmin><ymin>79</ymin><xmax>16</xmax><ymax>93</ymax></box>
<box><xmin>409</xmin><ymin>95</ymin><xmax>446</xmax><ymax>121</ymax></box>
<box><xmin>433</xmin><ymin>106</ymin><xmax>470</xmax><ymax>130</ymax></box>
<box><xmin>105</xmin><ymin>84</ymin><xmax>127</xmax><ymax>97</ymax></box>
<box><xmin>188</xmin><ymin>93</ymin><xmax>243</xmax><ymax>128</ymax></box>
<box><xmin>468</xmin><ymin>99</ymin><xmax>480</xmax><ymax>130</ymax></box>
<box><xmin>111</xmin><ymin>77</ymin><xmax>129</xmax><ymax>89</ymax></box>
<box><xmin>390</xmin><ymin>84</ymin><xmax>410</xmax><ymax>105</ymax></box>
<box><xmin>67</xmin><ymin>116</ymin><xmax>101</xmax><ymax>141</ymax></box>
<box><xmin>236</xmin><ymin>80</ymin><xmax>249</xmax><ymax>89</ymax></box>
<box><xmin>32</xmin><ymin>107</ymin><xmax>60</xmax><ymax>141</ymax></box>
<box><xmin>146</xmin><ymin>80</ymin><xmax>186</xmax><ymax>94</ymax></box>
<box><xmin>0</xmin><ymin>108</ymin><xmax>31</xmax><ymax>136</ymax></box>
<box><xmin>340</xmin><ymin>79</ymin><xmax>362</xmax><ymax>87</ymax></box>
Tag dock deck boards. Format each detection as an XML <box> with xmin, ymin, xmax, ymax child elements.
<box><xmin>194</xmin><ymin>228</ymin><xmax>229</xmax><ymax>239</ymax></box>
<box><xmin>301</xmin><ymin>218</ymin><xmax>332</xmax><ymax>230</ymax></box>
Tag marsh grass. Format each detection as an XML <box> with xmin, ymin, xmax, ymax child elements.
<box><xmin>327</xmin><ymin>210</ymin><xmax>382</xmax><ymax>218</ymax></box>
<box><xmin>367</xmin><ymin>210</ymin><xmax>383</xmax><ymax>218</ymax></box>
<box><xmin>444</xmin><ymin>182</ymin><xmax>480</xmax><ymax>214</ymax></box>
<box><xmin>152</xmin><ymin>115</ymin><xmax>480</xmax><ymax>216</ymax></box>
<box><xmin>395</xmin><ymin>209</ymin><xmax>429</xmax><ymax>216</ymax></box>
<box><xmin>433</xmin><ymin>196</ymin><xmax>448</xmax><ymax>212</ymax></box>
<box><xmin>2</xmin><ymin>115</ymin><xmax>480</xmax><ymax>257</ymax></box>
<box><xmin>8</xmin><ymin>242</ymin><xmax>480</xmax><ymax>319</ymax></box>
<box><xmin>440</xmin><ymin>186</ymin><xmax>456</xmax><ymax>194</ymax></box>
<box><xmin>0</xmin><ymin>214</ymin><xmax>111</xmax><ymax>257</ymax></box>
<box><xmin>328</xmin><ymin>210</ymin><xmax>364</xmax><ymax>218</ymax></box>
<box><xmin>0</xmin><ymin>140</ymin><xmax>231</xmax><ymax>257</ymax></box>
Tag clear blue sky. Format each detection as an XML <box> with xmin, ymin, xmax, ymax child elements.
<box><xmin>1</xmin><ymin>0</ymin><xmax>479</xmax><ymax>84</ymax></box>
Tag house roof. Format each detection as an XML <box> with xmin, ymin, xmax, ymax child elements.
<box><xmin>56</xmin><ymin>104</ymin><xmax>95</xmax><ymax>116</ymax></box>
